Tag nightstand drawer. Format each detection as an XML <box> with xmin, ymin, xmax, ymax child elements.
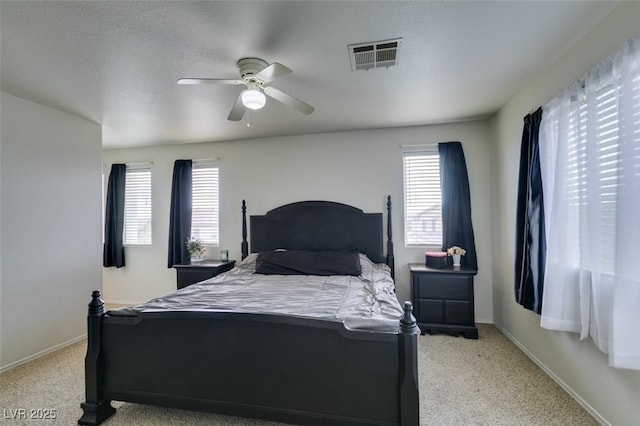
<box><xmin>419</xmin><ymin>299</ymin><xmax>444</xmax><ymax>323</ymax></box>
<box><xmin>178</xmin><ymin>269</ymin><xmax>216</xmax><ymax>287</ymax></box>
<box><xmin>416</xmin><ymin>274</ymin><xmax>471</xmax><ymax>300</ymax></box>
<box><xmin>174</xmin><ymin>260</ymin><xmax>235</xmax><ymax>289</ymax></box>
<box><xmin>418</xmin><ymin>299</ymin><xmax>473</xmax><ymax>325</ymax></box>
<box><xmin>445</xmin><ymin>300</ymin><xmax>473</xmax><ymax>325</ymax></box>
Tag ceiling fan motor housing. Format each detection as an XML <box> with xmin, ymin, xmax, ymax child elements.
<box><xmin>237</xmin><ymin>58</ymin><xmax>269</xmax><ymax>83</ymax></box>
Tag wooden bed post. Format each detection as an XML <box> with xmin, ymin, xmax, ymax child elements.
<box><xmin>241</xmin><ymin>200</ymin><xmax>248</xmax><ymax>260</ymax></box>
<box><xmin>386</xmin><ymin>195</ymin><xmax>395</xmax><ymax>279</ymax></box>
<box><xmin>399</xmin><ymin>301</ymin><xmax>420</xmax><ymax>426</ymax></box>
<box><xmin>78</xmin><ymin>291</ymin><xmax>116</xmax><ymax>425</ymax></box>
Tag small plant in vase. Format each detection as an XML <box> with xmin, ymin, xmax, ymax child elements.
<box><xmin>447</xmin><ymin>246</ymin><xmax>466</xmax><ymax>267</ymax></box>
<box><xmin>186</xmin><ymin>237</ymin><xmax>206</xmax><ymax>262</ymax></box>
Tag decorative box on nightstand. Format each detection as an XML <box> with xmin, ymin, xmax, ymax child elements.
<box><xmin>409</xmin><ymin>263</ymin><xmax>478</xmax><ymax>339</ymax></box>
<box><xmin>173</xmin><ymin>260</ymin><xmax>235</xmax><ymax>289</ymax></box>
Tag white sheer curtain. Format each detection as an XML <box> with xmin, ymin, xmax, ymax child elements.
<box><xmin>539</xmin><ymin>34</ymin><xmax>640</xmax><ymax>370</ymax></box>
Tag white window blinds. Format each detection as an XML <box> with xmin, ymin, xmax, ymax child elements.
<box><xmin>191</xmin><ymin>162</ymin><xmax>219</xmax><ymax>246</ymax></box>
<box><xmin>574</xmin><ymin>84</ymin><xmax>619</xmax><ymax>271</ymax></box>
<box><xmin>403</xmin><ymin>150</ymin><xmax>442</xmax><ymax>246</ymax></box>
<box><xmin>124</xmin><ymin>166</ymin><xmax>152</xmax><ymax>245</ymax></box>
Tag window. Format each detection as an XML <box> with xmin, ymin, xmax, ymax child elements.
<box><xmin>191</xmin><ymin>162</ymin><xmax>219</xmax><ymax>246</ymax></box>
<box><xmin>403</xmin><ymin>150</ymin><xmax>442</xmax><ymax>246</ymax></box>
<box><xmin>124</xmin><ymin>166</ymin><xmax>152</xmax><ymax>245</ymax></box>
<box><xmin>538</xmin><ymin>34</ymin><xmax>640</xmax><ymax>370</ymax></box>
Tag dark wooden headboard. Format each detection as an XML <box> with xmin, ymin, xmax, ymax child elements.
<box><xmin>241</xmin><ymin>197</ymin><xmax>395</xmax><ymax>277</ymax></box>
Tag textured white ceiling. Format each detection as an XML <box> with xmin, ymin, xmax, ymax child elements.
<box><xmin>0</xmin><ymin>1</ymin><xmax>617</xmax><ymax>148</ymax></box>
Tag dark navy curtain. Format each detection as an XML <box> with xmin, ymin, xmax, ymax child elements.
<box><xmin>103</xmin><ymin>164</ymin><xmax>126</xmax><ymax>268</ymax></box>
<box><xmin>515</xmin><ymin>108</ymin><xmax>546</xmax><ymax>314</ymax></box>
<box><xmin>167</xmin><ymin>159</ymin><xmax>192</xmax><ymax>267</ymax></box>
<box><xmin>438</xmin><ymin>142</ymin><xmax>478</xmax><ymax>270</ymax></box>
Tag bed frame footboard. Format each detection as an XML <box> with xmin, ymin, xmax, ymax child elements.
<box><xmin>78</xmin><ymin>291</ymin><xmax>116</xmax><ymax>425</ymax></box>
<box><xmin>78</xmin><ymin>292</ymin><xmax>419</xmax><ymax>425</ymax></box>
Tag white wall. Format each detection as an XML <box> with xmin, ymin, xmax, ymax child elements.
<box><xmin>102</xmin><ymin>120</ymin><xmax>494</xmax><ymax>323</ymax></box>
<box><xmin>490</xmin><ymin>2</ymin><xmax>640</xmax><ymax>425</ymax></box>
<box><xmin>0</xmin><ymin>92</ymin><xmax>102</xmax><ymax>370</ymax></box>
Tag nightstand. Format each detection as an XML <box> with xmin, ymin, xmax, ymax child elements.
<box><xmin>409</xmin><ymin>263</ymin><xmax>478</xmax><ymax>339</ymax></box>
<box><xmin>174</xmin><ymin>260</ymin><xmax>236</xmax><ymax>289</ymax></box>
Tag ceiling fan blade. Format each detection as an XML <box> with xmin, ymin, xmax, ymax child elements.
<box><xmin>264</xmin><ymin>86</ymin><xmax>314</xmax><ymax>115</ymax></box>
<box><xmin>254</xmin><ymin>62</ymin><xmax>292</xmax><ymax>83</ymax></box>
<box><xmin>177</xmin><ymin>78</ymin><xmax>243</xmax><ymax>85</ymax></box>
<box><xmin>227</xmin><ymin>93</ymin><xmax>246</xmax><ymax>121</ymax></box>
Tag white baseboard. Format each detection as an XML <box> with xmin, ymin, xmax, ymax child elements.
<box><xmin>493</xmin><ymin>323</ymin><xmax>609</xmax><ymax>426</ymax></box>
<box><xmin>0</xmin><ymin>334</ymin><xmax>87</xmax><ymax>374</ymax></box>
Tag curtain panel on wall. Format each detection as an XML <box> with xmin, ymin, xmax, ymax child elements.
<box><xmin>103</xmin><ymin>163</ymin><xmax>126</xmax><ymax>268</ymax></box>
<box><xmin>539</xmin><ymin>34</ymin><xmax>640</xmax><ymax>370</ymax></box>
<box><xmin>167</xmin><ymin>159</ymin><xmax>193</xmax><ymax>267</ymax></box>
<box><xmin>514</xmin><ymin>108</ymin><xmax>546</xmax><ymax>314</ymax></box>
<box><xmin>438</xmin><ymin>142</ymin><xmax>478</xmax><ymax>270</ymax></box>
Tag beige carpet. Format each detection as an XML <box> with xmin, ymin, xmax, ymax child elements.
<box><xmin>0</xmin><ymin>324</ymin><xmax>597</xmax><ymax>425</ymax></box>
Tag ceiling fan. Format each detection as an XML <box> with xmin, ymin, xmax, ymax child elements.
<box><xmin>177</xmin><ymin>57</ymin><xmax>315</xmax><ymax>121</ymax></box>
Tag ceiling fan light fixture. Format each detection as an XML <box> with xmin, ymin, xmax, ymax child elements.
<box><xmin>241</xmin><ymin>88</ymin><xmax>266</xmax><ymax>110</ymax></box>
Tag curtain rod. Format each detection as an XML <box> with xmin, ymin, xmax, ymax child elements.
<box><xmin>193</xmin><ymin>157</ymin><xmax>220</xmax><ymax>164</ymax></box>
<box><xmin>103</xmin><ymin>161</ymin><xmax>153</xmax><ymax>168</ymax></box>
<box><xmin>398</xmin><ymin>142</ymin><xmax>438</xmax><ymax>152</ymax></box>
<box><xmin>126</xmin><ymin>161</ymin><xmax>153</xmax><ymax>167</ymax></box>
<box><xmin>528</xmin><ymin>78</ymin><xmax>586</xmax><ymax>115</ymax></box>
<box><xmin>399</xmin><ymin>143</ymin><xmax>438</xmax><ymax>149</ymax></box>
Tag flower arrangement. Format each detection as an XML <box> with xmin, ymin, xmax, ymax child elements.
<box><xmin>186</xmin><ymin>237</ymin><xmax>206</xmax><ymax>259</ymax></box>
<box><xmin>447</xmin><ymin>246</ymin><xmax>466</xmax><ymax>256</ymax></box>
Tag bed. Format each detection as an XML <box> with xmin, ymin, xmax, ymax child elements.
<box><xmin>79</xmin><ymin>197</ymin><xmax>420</xmax><ymax>425</ymax></box>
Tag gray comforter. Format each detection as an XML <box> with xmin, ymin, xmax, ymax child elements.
<box><xmin>132</xmin><ymin>253</ymin><xmax>404</xmax><ymax>332</ymax></box>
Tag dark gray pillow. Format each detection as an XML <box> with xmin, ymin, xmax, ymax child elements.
<box><xmin>255</xmin><ymin>249</ymin><xmax>361</xmax><ymax>276</ymax></box>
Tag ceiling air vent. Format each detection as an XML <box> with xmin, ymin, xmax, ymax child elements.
<box><xmin>348</xmin><ymin>38</ymin><xmax>402</xmax><ymax>71</ymax></box>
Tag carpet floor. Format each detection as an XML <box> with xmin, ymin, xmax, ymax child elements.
<box><xmin>0</xmin><ymin>324</ymin><xmax>597</xmax><ymax>425</ymax></box>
